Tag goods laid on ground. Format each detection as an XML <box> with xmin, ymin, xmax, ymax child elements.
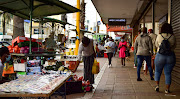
<box><xmin>0</xmin><ymin>73</ymin><xmax>71</xmax><ymax>94</ymax></box>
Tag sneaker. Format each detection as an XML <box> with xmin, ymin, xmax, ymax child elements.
<box><xmin>165</xmin><ymin>90</ymin><xmax>170</xmax><ymax>94</ymax></box>
<box><xmin>137</xmin><ymin>78</ymin><xmax>142</xmax><ymax>81</ymax></box>
<box><xmin>110</xmin><ymin>64</ymin><xmax>112</xmax><ymax>67</ymax></box>
<box><xmin>108</xmin><ymin>65</ymin><xmax>111</xmax><ymax>68</ymax></box>
<box><xmin>155</xmin><ymin>86</ymin><xmax>159</xmax><ymax>92</ymax></box>
<box><xmin>151</xmin><ymin>77</ymin><xmax>154</xmax><ymax>80</ymax></box>
<box><xmin>133</xmin><ymin>66</ymin><xmax>137</xmax><ymax>68</ymax></box>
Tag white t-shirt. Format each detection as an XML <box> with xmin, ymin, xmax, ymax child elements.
<box><xmin>78</xmin><ymin>39</ymin><xmax>94</xmax><ymax>60</ymax></box>
<box><xmin>104</xmin><ymin>41</ymin><xmax>116</xmax><ymax>53</ymax></box>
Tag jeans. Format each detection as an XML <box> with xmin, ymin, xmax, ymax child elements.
<box><xmin>155</xmin><ymin>52</ymin><xmax>176</xmax><ymax>85</ymax></box>
<box><xmin>107</xmin><ymin>53</ymin><xmax>113</xmax><ymax>65</ymax></box>
<box><xmin>137</xmin><ymin>55</ymin><xmax>153</xmax><ymax>79</ymax></box>
<box><xmin>134</xmin><ymin>51</ymin><xmax>137</xmax><ymax>66</ymax></box>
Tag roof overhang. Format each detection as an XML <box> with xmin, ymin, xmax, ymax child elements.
<box><xmin>91</xmin><ymin>0</ymin><xmax>140</xmax><ymax>25</ymax></box>
<box><xmin>0</xmin><ymin>0</ymin><xmax>81</xmax><ymax>19</ymax></box>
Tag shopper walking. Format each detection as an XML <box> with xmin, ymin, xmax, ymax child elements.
<box><xmin>125</xmin><ymin>40</ymin><xmax>131</xmax><ymax>61</ymax></box>
<box><xmin>118</xmin><ymin>36</ymin><xmax>127</xmax><ymax>66</ymax></box>
<box><xmin>75</xmin><ymin>36</ymin><xmax>96</xmax><ymax>85</ymax></box>
<box><xmin>154</xmin><ymin>23</ymin><xmax>176</xmax><ymax>93</ymax></box>
<box><xmin>133</xmin><ymin>29</ymin><xmax>141</xmax><ymax>68</ymax></box>
<box><xmin>148</xmin><ymin>29</ymin><xmax>157</xmax><ymax>71</ymax></box>
<box><xmin>104</xmin><ymin>37</ymin><xmax>116</xmax><ymax>68</ymax></box>
<box><xmin>114</xmin><ymin>40</ymin><xmax>119</xmax><ymax>57</ymax></box>
<box><xmin>134</xmin><ymin>27</ymin><xmax>154</xmax><ymax>81</ymax></box>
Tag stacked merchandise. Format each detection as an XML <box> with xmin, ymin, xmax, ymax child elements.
<box><xmin>26</xmin><ymin>59</ymin><xmax>41</xmax><ymax>75</ymax></box>
<box><xmin>0</xmin><ymin>73</ymin><xmax>71</xmax><ymax>94</ymax></box>
<box><xmin>43</xmin><ymin>61</ymin><xmax>70</xmax><ymax>74</ymax></box>
<box><xmin>8</xmin><ymin>36</ymin><xmax>42</xmax><ymax>54</ymax></box>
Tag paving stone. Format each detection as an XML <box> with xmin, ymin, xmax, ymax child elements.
<box><xmin>112</xmin><ymin>95</ymin><xmax>136</xmax><ymax>99</ymax></box>
<box><xmin>136</xmin><ymin>96</ymin><xmax>160</xmax><ymax>99</ymax></box>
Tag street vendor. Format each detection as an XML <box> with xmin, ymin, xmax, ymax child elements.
<box><xmin>75</xmin><ymin>36</ymin><xmax>96</xmax><ymax>87</ymax></box>
<box><xmin>0</xmin><ymin>47</ymin><xmax>11</xmax><ymax>83</ymax></box>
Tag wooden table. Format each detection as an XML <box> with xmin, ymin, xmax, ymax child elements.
<box><xmin>0</xmin><ymin>75</ymin><xmax>72</xmax><ymax>99</ymax></box>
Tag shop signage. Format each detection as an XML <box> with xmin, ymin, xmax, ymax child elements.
<box><xmin>108</xmin><ymin>18</ymin><xmax>126</xmax><ymax>26</ymax></box>
<box><xmin>106</xmin><ymin>25</ymin><xmax>132</xmax><ymax>32</ymax></box>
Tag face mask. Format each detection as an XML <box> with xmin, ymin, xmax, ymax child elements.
<box><xmin>6</xmin><ymin>55</ymin><xmax>11</xmax><ymax>62</ymax></box>
<box><xmin>121</xmin><ymin>39</ymin><xmax>124</xmax><ymax>42</ymax></box>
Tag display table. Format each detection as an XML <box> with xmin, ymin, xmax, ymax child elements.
<box><xmin>0</xmin><ymin>73</ymin><xmax>72</xmax><ymax>98</ymax></box>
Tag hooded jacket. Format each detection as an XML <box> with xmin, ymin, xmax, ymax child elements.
<box><xmin>134</xmin><ymin>33</ymin><xmax>153</xmax><ymax>56</ymax></box>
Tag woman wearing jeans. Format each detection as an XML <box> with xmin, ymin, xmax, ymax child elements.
<box><xmin>155</xmin><ymin>23</ymin><xmax>176</xmax><ymax>94</ymax></box>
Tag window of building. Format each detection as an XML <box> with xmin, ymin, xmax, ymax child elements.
<box><xmin>34</xmin><ymin>28</ymin><xmax>44</xmax><ymax>34</ymax></box>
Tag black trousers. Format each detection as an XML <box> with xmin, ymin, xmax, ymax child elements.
<box><xmin>107</xmin><ymin>53</ymin><xmax>113</xmax><ymax>65</ymax></box>
<box><xmin>83</xmin><ymin>54</ymin><xmax>94</xmax><ymax>84</ymax></box>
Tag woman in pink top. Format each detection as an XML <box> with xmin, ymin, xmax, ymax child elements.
<box><xmin>118</xmin><ymin>37</ymin><xmax>127</xmax><ymax>66</ymax></box>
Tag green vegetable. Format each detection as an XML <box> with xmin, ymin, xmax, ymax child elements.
<box><xmin>45</xmin><ymin>66</ymin><xmax>53</xmax><ymax>70</ymax></box>
<box><xmin>56</xmin><ymin>61</ymin><xmax>63</xmax><ymax>67</ymax></box>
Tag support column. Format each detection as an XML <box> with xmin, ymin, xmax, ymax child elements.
<box><xmin>75</xmin><ymin>0</ymin><xmax>80</xmax><ymax>55</ymax></box>
<box><xmin>143</xmin><ymin>17</ymin><xmax>146</xmax><ymax>28</ymax></box>
<box><xmin>152</xmin><ymin>1</ymin><xmax>155</xmax><ymax>33</ymax></box>
<box><xmin>168</xmin><ymin>0</ymin><xmax>171</xmax><ymax>24</ymax></box>
<box><xmin>29</xmin><ymin>0</ymin><xmax>33</xmax><ymax>54</ymax></box>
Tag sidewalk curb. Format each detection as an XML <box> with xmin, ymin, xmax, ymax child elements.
<box><xmin>83</xmin><ymin>60</ymin><xmax>108</xmax><ymax>99</ymax></box>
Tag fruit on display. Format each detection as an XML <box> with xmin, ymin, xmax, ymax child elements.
<box><xmin>78</xmin><ymin>76</ymin><xmax>83</xmax><ymax>81</ymax></box>
<box><xmin>64</xmin><ymin>69</ymin><xmax>68</xmax><ymax>73</ymax></box>
<box><xmin>85</xmin><ymin>86</ymin><xmax>91</xmax><ymax>92</ymax></box>
<box><xmin>85</xmin><ymin>80</ymin><xmax>90</xmax><ymax>86</ymax></box>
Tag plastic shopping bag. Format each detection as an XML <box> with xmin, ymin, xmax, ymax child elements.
<box><xmin>92</xmin><ymin>59</ymin><xmax>100</xmax><ymax>74</ymax></box>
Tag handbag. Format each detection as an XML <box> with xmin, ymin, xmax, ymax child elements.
<box><xmin>92</xmin><ymin>59</ymin><xmax>100</xmax><ymax>74</ymax></box>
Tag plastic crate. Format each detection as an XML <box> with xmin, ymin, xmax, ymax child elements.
<box><xmin>104</xmin><ymin>52</ymin><xmax>108</xmax><ymax>58</ymax></box>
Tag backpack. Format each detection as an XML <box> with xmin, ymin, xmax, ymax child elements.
<box><xmin>158</xmin><ymin>34</ymin><xmax>172</xmax><ymax>55</ymax></box>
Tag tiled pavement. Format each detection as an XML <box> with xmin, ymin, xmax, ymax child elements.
<box><xmin>60</xmin><ymin>54</ymin><xmax>180</xmax><ymax>99</ymax></box>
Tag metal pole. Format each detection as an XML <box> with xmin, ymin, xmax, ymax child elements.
<box><xmin>41</xmin><ymin>19</ymin><xmax>43</xmax><ymax>43</ymax></box>
<box><xmin>143</xmin><ymin>17</ymin><xmax>145</xmax><ymax>28</ymax></box>
<box><xmin>29</xmin><ymin>0</ymin><xmax>33</xmax><ymax>54</ymax></box>
<box><xmin>75</xmin><ymin>0</ymin><xmax>80</xmax><ymax>55</ymax></box>
<box><xmin>38</xmin><ymin>18</ymin><xmax>40</xmax><ymax>51</ymax></box>
<box><xmin>168</xmin><ymin>0</ymin><xmax>171</xmax><ymax>24</ymax></box>
<box><xmin>152</xmin><ymin>1</ymin><xmax>155</xmax><ymax>33</ymax></box>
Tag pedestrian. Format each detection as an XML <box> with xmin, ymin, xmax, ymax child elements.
<box><xmin>104</xmin><ymin>37</ymin><xmax>115</xmax><ymax>68</ymax></box>
<box><xmin>154</xmin><ymin>23</ymin><xmax>176</xmax><ymax>94</ymax></box>
<box><xmin>125</xmin><ymin>41</ymin><xmax>131</xmax><ymax>61</ymax></box>
<box><xmin>75</xmin><ymin>36</ymin><xmax>96</xmax><ymax>88</ymax></box>
<box><xmin>134</xmin><ymin>27</ymin><xmax>154</xmax><ymax>81</ymax></box>
<box><xmin>114</xmin><ymin>40</ymin><xmax>119</xmax><ymax>57</ymax></box>
<box><xmin>0</xmin><ymin>47</ymin><xmax>10</xmax><ymax>84</ymax></box>
<box><xmin>133</xmin><ymin>29</ymin><xmax>141</xmax><ymax>68</ymax></box>
<box><xmin>118</xmin><ymin>36</ymin><xmax>127</xmax><ymax>66</ymax></box>
<box><xmin>95</xmin><ymin>43</ymin><xmax>100</xmax><ymax>57</ymax></box>
<box><xmin>148</xmin><ymin>29</ymin><xmax>157</xmax><ymax>71</ymax></box>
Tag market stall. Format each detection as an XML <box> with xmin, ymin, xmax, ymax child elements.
<box><xmin>0</xmin><ymin>0</ymin><xmax>81</xmax><ymax>98</ymax></box>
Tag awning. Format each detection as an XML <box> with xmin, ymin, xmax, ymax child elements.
<box><xmin>36</xmin><ymin>17</ymin><xmax>76</xmax><ymax>27</ymax></box>
<box><xmin>0</xmin><ymin>0</ymin><xmax>81</xmax><ymax>19</ymax></box>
